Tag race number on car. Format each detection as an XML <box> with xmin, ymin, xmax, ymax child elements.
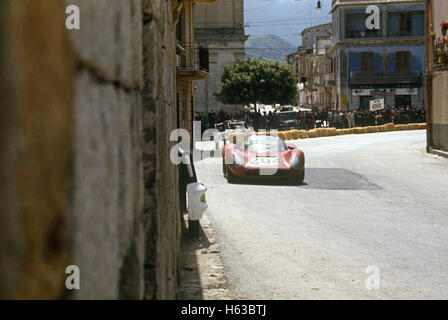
<box><xmin>249</xmin><ymin>157</ymin><xmax>280</xmax><ymax>165</ymax></box>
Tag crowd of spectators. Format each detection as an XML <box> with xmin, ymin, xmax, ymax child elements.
<box><xmin>197</xmin><ymin>105</ymin><xmax>426</xmax><ymax>132</ymax></box>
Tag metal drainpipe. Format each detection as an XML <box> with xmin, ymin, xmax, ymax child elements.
<box><xmin>425</xmin><ymin>0</ymin><xmax>432</xmax><ymax>153</ymax></box>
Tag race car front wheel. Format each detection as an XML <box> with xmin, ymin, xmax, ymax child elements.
<box><xmin>292</xmin><ymin>169</ymin><xmax>305</xmax><ymax>185</ymax></box>
<box><xmin>224</xmin><ymin>165</ymin><xmax>237</xmax><ymax>183</ymax></box>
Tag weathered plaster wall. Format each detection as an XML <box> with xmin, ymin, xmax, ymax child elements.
<box><xmin>430</xmin><ymin>0</ymin><xmax>448</xmax><ymax>152</ymax></box>
<box><xmin>431</xmin><ymin>71</ymin><xmax>448</xmax><ymax>151</ymax></box>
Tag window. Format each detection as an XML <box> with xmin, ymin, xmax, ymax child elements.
<box><xmin>361</xmin><ymin>52</ymin><xmax>375</xmax><ymax>76</ymax></box>
<box><xmin>399</xmin><ymin>13</ymin><xmax>412</xmax><ymax>35</ymax></box>
<box><xmin>344</xmin><ymin>7</ymin><xmax>381</xmax><ymax>39</ymax></box>
<box><xmin>395</xmin><ymin>51</ymin><xmax>410</xmax><ymax>75</ymax></box>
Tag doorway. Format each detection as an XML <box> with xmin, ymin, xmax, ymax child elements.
<box><xmin>395</xmin><ymin>95</ymin><xmax>412</xmax><ymax>107</ymax></box>
<box><xmin>360</xmin><ymin>96</ymin><xmax>373</xmax><ymax>109</ymax></box>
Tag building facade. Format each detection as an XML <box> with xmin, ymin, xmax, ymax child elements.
<box><xmin>331</xmin><ymin>0</ymin><xmax>426</xmax><ymax>110</ymax></box>
<box><xmin>176</xmin><ymin>0</ymin><xmax>214</xmax><ymax>136</ymax></box>
<box><xmin>296</xmin><ymin>23</ymin><xmax>333</xmax><ymax>110</ymax></box>
<box><xmin>425</xmin><ymin>0</ymin><xmax>448</xmax><ymax>153</ymax></box>
<box><xmin>194</xmin><ymin>0</ymin><xmax>247</xmax><ymax>116</ymax></box>
<box><xmin>285</xmin><ymin>52</ymin><xmax>300</xmax><ymax>106</ymax></box>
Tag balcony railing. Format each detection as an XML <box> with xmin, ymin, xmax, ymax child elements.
<box><xmin>388</xmin><ymin>31</ymin><xmax>424</xmax><ymax>38</ymax></box>
<box><xmin>349</xmin><ymin>69</ymin><xmax>423</xmax><ymax>83</ymax></box>
<box><xmin>178</xmin><ymin>43</ymin><xmax>209</xmax><ymax>74</ymax></box>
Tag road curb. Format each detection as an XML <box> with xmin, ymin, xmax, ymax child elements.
<box><xmin>177</xmin><ymin>212</ymin><xmax>233</xmax><ymax>300</ymax></box>
<box><xmin>430</xmin><ymin>148</ymin><xmax>448</xmax><ymax>158</ymax></box>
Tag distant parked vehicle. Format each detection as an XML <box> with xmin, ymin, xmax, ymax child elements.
<box><xmin>278</xmin><ymin>111</ymin><xmax>300</xmax><ymax>130</ymax></box>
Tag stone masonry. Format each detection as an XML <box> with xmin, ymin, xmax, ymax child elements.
<box><xmin>0</xmin><ymin>0</ymin><xmax>188</xmax><ymax>299</ymax></box>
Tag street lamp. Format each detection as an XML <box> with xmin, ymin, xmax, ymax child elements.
<box><xmin>294</xmin><ymin>0</ymin><xmax>322</xmax><ymax>11</ymax></box>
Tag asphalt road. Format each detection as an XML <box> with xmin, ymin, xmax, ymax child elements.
<box><xmin>194</xmin><ymin>130</ymin><xmax>448</xmax><ymax>299</ymax></box>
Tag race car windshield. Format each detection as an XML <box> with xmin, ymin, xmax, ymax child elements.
<box><xmin>236</xmin><ymin>135</ymin><xmax>287</xmax><ymax>153</ymax></box>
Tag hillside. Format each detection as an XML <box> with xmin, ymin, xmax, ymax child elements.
<box><xmin>245</xmin><ymin>34</ymin><xmax>296</xmax><ymax>63</ymax></box>
<box><xmin>244</xmin><ymin>0</ymin><xmax>332</xmax><ymax>47</ymax></box>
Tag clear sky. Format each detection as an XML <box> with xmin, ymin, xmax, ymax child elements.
<box><xmin>245</xmin><ymin>0</ymin><xmax>333</xmax><ymax>46</ymax></box>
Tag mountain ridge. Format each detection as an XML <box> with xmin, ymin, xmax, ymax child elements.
<box><xmin>245</xmin><ymin>34</ymin><xmax>296</xmax><ymax>63</ymax></box>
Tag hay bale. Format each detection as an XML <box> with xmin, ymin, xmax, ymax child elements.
<box><xmin>353</xmin><ymin>127</ymin><xmax>367</xmax><ymax>134</ymax></box>
<box><xmin>278</xmin><ymin>132</ymin><xmax>287</xmax><ymax>141</ymax></box>
<box><xmin>335</xmin><ymin>129</ymin><xmax>344</xmax><ymax>135</ymax></box>
<box><xmin>378</xmin><ymin>125</ymin><xmax>388</xmax><ymax>132</ymax></box>
<box><xmin>299</xmin><ymin>130</ymin><xmax>309</xmax><ymax>139</ymax></box>
<box><xmin>384</xmin><ymin>123</ymin><xmax>395</xmax><ymax>131</ymax></box>
<box><xmin>285</xmin><ymin>130</ymin><xmax>296</xmax><ymax>141</ymax></box>
<box><xmin>343</xmin><ymin>128</ymin><xmax>354</xmax><ymax>135</ymax></box>
<box><xmin>288</xmin><ymin>130</ymin><xmax>300</xmax><ymax>140</ymax></box>
<box><xmin>308</xmin><ymin>129</ymin><xmax>318</xmax><ymax>138</ymax></box>
<box><xmin>395</xmin><ymin>124</ymin><xmax>406</xmax><ymax>131</ymax></box>
<box><xmin>410</xmin><ymin>123</ymin><xmax>425</xmax><ymax>130</ymax></box>
<box><xmin>327</xmin><ymin>128</ymin><xmax>337</xmax><ymax>136</ymax></box>
<box><xmin>418</xmin><ymin>123</ymin><xmax>427</xmax><ymax>130</ymax></box>
<box><xmin>316</xmin><ymin>128</ymin><xmax>326</xmax><ymax>137</ymax></box>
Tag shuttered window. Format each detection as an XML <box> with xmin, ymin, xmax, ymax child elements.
<box><xmin>399</xmin><ymin>13</ymin><xmax>412</xmax><ymax>35</ymax></box>
<box><xmin>361</xmin><ymin>52</ymin><xmax>374</xmax><ymax>76</ymax></box>
<box><xmin>395</xmin><ymin>51</ymin><xmax>410</xmax><ymax>74</ymax></box>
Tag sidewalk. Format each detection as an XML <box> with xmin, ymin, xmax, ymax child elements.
<box><xmin>177</xmin><ymin>212</ymin><xmax>233</xmax><ymax>300</ymax></box>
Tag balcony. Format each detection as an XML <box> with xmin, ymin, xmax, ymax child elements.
<box><xmin>349</xmin><ymin>69</ymin><xmax>423</xmax><ymax>85</ymax></box>
<box><xmin>177</xmin><ymin>43</ymin><xmax>210</xmax><ymax>81</ymax></box>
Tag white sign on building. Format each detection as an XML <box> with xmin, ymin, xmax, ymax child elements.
<box><xmin>370</xmin><ymin>98</ymin><xmax>385</xmax><ymax>111</ymax></box>
<box><xmin>352</xmin><ymin>89</ymin><xmax>372</xmax><ymax>96</ymax></box>
<box><xmin>396</xmin><ymin>88</ymin><xmax>418</xmax><ymax>95</ymax></box>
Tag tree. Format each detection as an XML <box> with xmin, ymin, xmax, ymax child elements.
<box><xmin>214</xmin><ymin>58</ymin><xmax>298</xmax><ymax>111</ymax></box>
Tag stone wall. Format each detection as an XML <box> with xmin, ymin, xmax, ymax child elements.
<box><xmin>0</xmin><ymin>0</ymin><xmax>183</xmax><ymax>299</ymax></box>
<box><xmin>430</xmin><ymin>0</ymin><xmax>448</xmax><ymax>152</ymax></box>
<box><xmin>0</xmin><ymin>0</ymin><xmax>74</xmax><ymax>299</ymax></box>
<box><xmin>66</xmin><ymin>0</ymin><xmax>145</xmax><ymax>299</ymax></box>
<box><xmin>142</xmin><ymin>0</ymin><xmax>182</xmax><ymax>300</ymax></box>
<box><xmin>431</xmin><ymin>71</ymin><xmax>448</xmax><ymax>152</ymax></box>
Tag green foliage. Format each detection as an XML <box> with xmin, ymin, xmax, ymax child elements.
<box><xmin>215</xmin><ymin>58</ymin><xmax>297</xmax><ymax>107</ymax></box>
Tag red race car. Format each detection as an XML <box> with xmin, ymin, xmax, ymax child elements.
<box><xmin>222</xmin><ymin>134</ymin><xmax>305</xmax><ymax>184</ymax></box>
